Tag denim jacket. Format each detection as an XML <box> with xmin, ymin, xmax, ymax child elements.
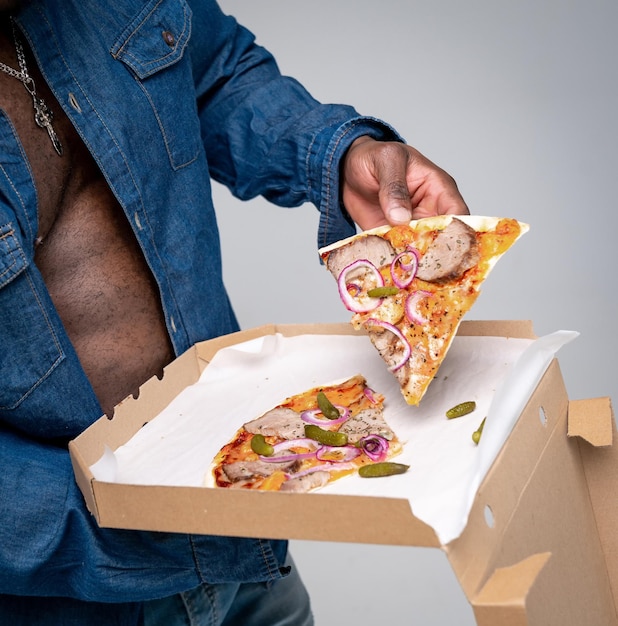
<box><xmin>0</xmin><ymin>0</ymin><xmax>399</xmax><ymax>617</ymax></box>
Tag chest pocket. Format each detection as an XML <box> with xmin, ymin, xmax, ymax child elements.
<box><xmin>111</xmin><ymin>0</ymin><xmax>199</xmax><ymax>170</ymax></box>
<box><xmin>0</xmin><ymin>223</ymin><xmax>64</xmax><ymax>410</ymax></box>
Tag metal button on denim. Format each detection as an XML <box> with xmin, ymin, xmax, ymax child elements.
<box><xmin>162</xmin><ymin>30</ymin><xmax>175</xmax><ymax>47</ymax></box>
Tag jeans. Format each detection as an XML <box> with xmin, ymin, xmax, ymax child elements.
<box><xmin>142</xmin><ymin>556</ymin><xmax>314</xmax><ymax>626</ymax></box>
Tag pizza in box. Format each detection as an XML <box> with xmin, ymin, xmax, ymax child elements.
<box><xmin>210</xmin><ymin>374</ymin><xmax>407</xmax><ymax>493</ymax></box>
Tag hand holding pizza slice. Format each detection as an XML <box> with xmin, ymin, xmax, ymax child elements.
<box><xmin>319</xmin><ymin>216</ymin><xmax>529</xmax><ymax>405</ymax></box>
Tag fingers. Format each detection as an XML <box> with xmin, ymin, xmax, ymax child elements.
<box><xmin>341</xmin><ymin>137</ymin><xmax>469</xmax><ymax>231</ymax></box>
<box><xmin>372</xmin><ymin>143</ymin><xmax>414</xmax><ymax>224</ymax></box>
<box><xmin>399</xmin><ymin>146</ymin><xmax>466</xmax><ymax>216</ymax></box>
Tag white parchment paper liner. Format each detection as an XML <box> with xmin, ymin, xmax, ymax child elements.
<box><xmin>91</xmin><ymin>330</ymin><xmax>577</xmax><ymax>544</ymax></box>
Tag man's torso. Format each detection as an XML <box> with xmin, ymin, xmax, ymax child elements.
<box><xmin>0</xmin><ymin>17</ymin><xmax>174</xmax><ymax>416</ymax></box>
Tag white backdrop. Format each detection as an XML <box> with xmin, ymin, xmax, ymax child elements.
<box><xmin>214</xmin><ymin>2</ymin><xmax>618</xmax><ymax>623</ymax></box>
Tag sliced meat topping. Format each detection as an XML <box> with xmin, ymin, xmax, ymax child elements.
<box><xmin>326</xmin><ymin>234</ymin><xmax>396</xmax><ymax>279</ymax></box>
<box><xmin>338</xmin><ymin>406</ymin><xmax>395</xmax><ymax>443</ymax></box>
<box><xmin>222</xmin><ymin>458</ymin><xmax>301</xmax><ymax>483</ymax></box>
<box><xmin>244</xmin><ymin>407</ymin><xmax>306</xmax><ymax>440</ymax></box>
<box><xmin>366</xmin><ymin>325</ymin><xmax>410</xmax><ymax>377</ymax></box>
<box><xmin>280</xmin><ymin>470</ymin><xmax>331</xmax><ymax>493</ymax></box>
<box><xmin>416</xmin><ymin>218</ymin><xmax>479</xmax><ymax>283</ymax></box>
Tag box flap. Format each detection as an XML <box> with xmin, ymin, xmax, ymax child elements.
<box><xmin>472</xmin><ymin>552</ymin><xmax>551</xmax><ymax>626</ymax></box>
<box><xmin>567</xmin><ymin>397</ymin><xmax>613</xmax><ymax>446</ymax></box>
<box><xmin>573</xmin><ymin>397</ymin><xmax>618</xmax><ymax>617</ymax></box>
<box><xmin>447</xmin><ymin>361</ymin><xmax>618</xmax><ymax>625</ymax></box>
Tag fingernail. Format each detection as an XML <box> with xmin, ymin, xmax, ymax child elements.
<box><xmin>389</xmin><ymin>207</ymin><xmax>411</xmax><ymax>223</ymax></box>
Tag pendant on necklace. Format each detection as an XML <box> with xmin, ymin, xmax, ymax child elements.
<box><xmin>32</xmin><ymin>92</ymin><xmax>63</xmax><ymax>156</ymax></box>
<box><xmin>0</xmin><ymin>18</ymin><xmax>64</xmax><ymax>156</ymax></box>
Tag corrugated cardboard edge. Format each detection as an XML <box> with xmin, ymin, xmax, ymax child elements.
<box><xmin>568</xmin><ymin>396</ymin><xmax>618</xmax><ymax>619</ymax></box>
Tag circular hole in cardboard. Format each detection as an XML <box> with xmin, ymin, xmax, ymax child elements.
<box><xmin>484</xmin><ymin>504</ymin><xmax>495</xmax><ymax>529</ymax></box>
<box><xmin>539</xmin><ymin>406</ymin><xmax>548</xmax><ymax>426</ymax></box>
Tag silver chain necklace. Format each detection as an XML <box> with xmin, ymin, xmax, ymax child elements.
<box><xmin>0</xmin><ymin>18</ymin><xmax>63</xmax><ymax>155</ymax></box>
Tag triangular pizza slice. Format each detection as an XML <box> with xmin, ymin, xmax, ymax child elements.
<box><xmin>319</xmin><ymin>216</ymin><xmax>529</xmax><ymax>405</ymax></box>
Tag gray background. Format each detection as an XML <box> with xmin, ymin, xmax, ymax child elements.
<box><xmin>215</xmin><ymin>1</ymin><xmax>617</xmax><ymax>623</ymax></box>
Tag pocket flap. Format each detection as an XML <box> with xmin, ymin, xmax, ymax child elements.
<box><xmin>111</xmin><ymin>0</ymin><xmax>192</xmax><ymax>79</ymax></box>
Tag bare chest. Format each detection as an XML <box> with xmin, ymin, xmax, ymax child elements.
<box><xmin>0</xmin><ymin>24</ymin><xmax>175</xmax><ymax>416</ymax></box>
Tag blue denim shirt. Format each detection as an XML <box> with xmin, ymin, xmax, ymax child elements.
<box><xmin>0</xmin><ymin>0</ymin><xmax>400</xmax><ymax>617</ymax></box>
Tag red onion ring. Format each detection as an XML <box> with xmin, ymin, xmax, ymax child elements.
<box><xmin>316</xmin><ymin>445</ymin><xmax>361</xmax><ymax>463</ymax></box>
<box><xmin>285</xmin><ymin>461</ymin><xmax>357</xmax><ymax>480</ymax></box>
<box><xmin>363</xmin><ymin>387</ymin><xmax>378</xmax><ymax>404</ymax></box>
<box><xmin>358</xmin><ymin>435</ymin><xmax>389</xmax><ymax>462</ymax></box>
<box><xmin>405</xmin><ymin>290</ymin><xmax>432</xmax><ymax>325</ymax></box>
<box><xmin>259</xmin><ymin>438</ymin><xmax>319</xmax><ymax>463</ymax></box>
<box><xmin>300</xmin><ymin>406</ymin><xmax>350</xmax><ymax>426</ymax></box>
<box><xmin>337</xmin><ymin>259</ymin><xmax>384</xmax><ymax>313</ymax></box>
<box><xmin>390</xmin><ymin>248</ymin><xmax>419</xmax><ymax>289</ymax></box>
<box><xmin>365</xmin><ymin>318</ymin><xmax>411</xmax><ymax>372</ymax></box>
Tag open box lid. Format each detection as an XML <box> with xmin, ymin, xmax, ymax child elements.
<box><xmin>69</xmin><ymin>320</ymin><xmax>618</xmax><ymax>624</ymax></box>
<box><xmin>452</xmin><ymin>388</ymin><xmax>617</xmax><ymax>625</ymax></box>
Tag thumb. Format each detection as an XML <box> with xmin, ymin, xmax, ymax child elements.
<box><xmin>378</xmin><ymin>169</ymin><xmax>413</xmax><ymax>225</ymax></box>
<box><xmin>368</xmin><ymin>142</ymin><xmax>415</xmax><ymax>224</ymax></box>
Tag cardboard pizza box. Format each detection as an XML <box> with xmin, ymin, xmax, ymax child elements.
<box><xmin>69</xmin><ymin>321</ymin><xmax>618</xmax><ymax>625</ymax></box>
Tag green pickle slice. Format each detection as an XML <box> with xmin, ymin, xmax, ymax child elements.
<box><xmin>316</xmin><ymin>391</ymin><xmax>341</xmax><ymax>420</ymax></box>
<box><xmin>304</xmin><ymin>424</ymin><xmax>348</xmax><ymax>447</ymax></box>
<box><xmin>472</xmin><ymin>417</ymin><xmax>486</xmax><ymax>445</ymax></box>
<box><xmin>358</xmin><ymin>462</ymin><xmax>409</xmax><ymax>478</ymax></box>
<box><xmin>367</xmin><ymin>286</ymin><xmax>400</xmax><ymax>298</ymax></box>
<box><xmin>446</xmin><ymin>401</ymin><xmax>476</xmax><ymax>419</ymax></box>
<box><xmin>251</xmin><ymin>433</ymin><xmax>274</xmax><ymax>456</ymax></box>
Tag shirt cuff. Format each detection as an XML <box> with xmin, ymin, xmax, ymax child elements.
<box><xmin>310</xmin><ymin>116</ymin><xmax>405</xmax><ymax>250</ymax></box>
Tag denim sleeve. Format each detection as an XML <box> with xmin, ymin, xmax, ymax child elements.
<box><xmin>187</xmin><ymin>0</ymin><xmax>404</xmax><ymax>248</ymax></box>
<box><xmin>308</xmin><ymin>116</ymin><xmax>405</xmax><ymax>249</ymax></box>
